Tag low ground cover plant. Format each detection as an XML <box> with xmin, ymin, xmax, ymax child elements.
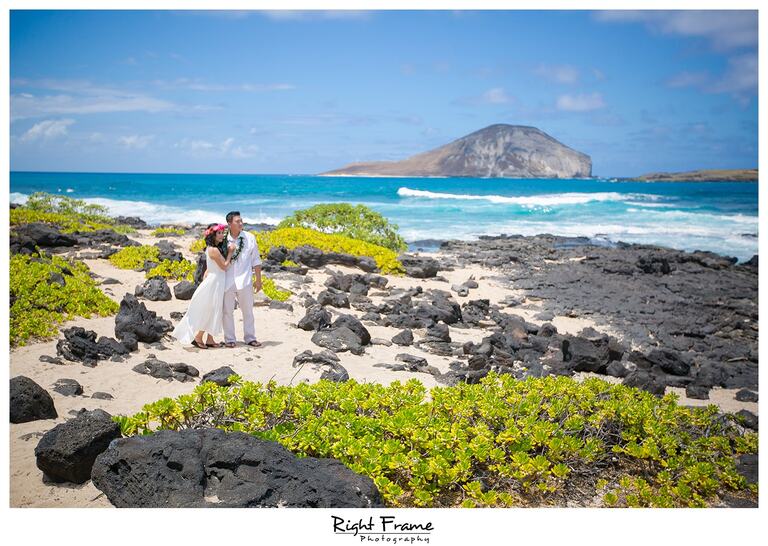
<box><xmin>10</xmin><ymin>252</ymin><xmax>119</xmax><ymax>346</ymax></box>
<box><xmin>116</xmin><ymin>373</ymin><xmax>757</xmax><ymax>508</ymax></box>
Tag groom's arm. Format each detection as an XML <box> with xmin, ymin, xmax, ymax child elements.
<box><xmin>251</xmin><ymin>233</ymin><xmax>263</xmax><ymax>291</ymax></box>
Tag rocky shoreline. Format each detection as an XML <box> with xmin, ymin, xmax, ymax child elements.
<box><xmin>9</xmin><ymin>217</ymin><xmax>758</xmax><ymax>508</ymax></box>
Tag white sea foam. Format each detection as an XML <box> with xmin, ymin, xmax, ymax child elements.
<box><xmin>10</xmin><ymin>192</ymin><xmax>29</xmax><ymax>204</ymax></box>
<box><xmin>397</xmin><ymin>187</ymin><xmax>658</xmax><ymax>207</ymax></box>
<box><xmin>624</xmin><ymin>208</ymin><xmax>758</xmax><ymax>226</ymax></box>
<box><xmin>399</xmin><ymin>214</ymin><xmax>758</xmax><ymax>262</ymax></box>
<box><xmin>83</xmin><ymin>197</ymin><xmax>283</xmax><ymax>226</ymax></box>
<box><xmin>622</xmin><ymin>201</ymin><xmax>677</xmax><ymax>208</ymax></box>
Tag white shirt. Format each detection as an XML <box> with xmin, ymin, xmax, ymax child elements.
<box><xmin>225</xmin><ymin>230</ymin><xmax>262</xmax><ymax>291</ymax></box>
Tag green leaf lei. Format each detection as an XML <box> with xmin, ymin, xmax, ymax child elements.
<box><xmin>228</xmin><ymin>232</ymin><xmax>245</xmax><ymax>262</ymax></box>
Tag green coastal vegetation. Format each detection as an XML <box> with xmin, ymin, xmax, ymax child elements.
<box><xmin>256</xmin><ymin>227</ymin><xmax>405</xmax><ymax>275</ymax></box>
<box><xmin>277</xmin><ymin>203</ymin><xmax>408</xmax><ymax>252</ymax></box>
<box><xmin>115</xmin><ymin>373</ymin><xmax>758</xmax><ymax>508</ymax></box>
<box><xmin>10</xmin><ymin>192</ymin><xmax>136</xmax><ymax>233</ymax></box>
<box><xmin>10</xmin><ymin>252</ymin><xmax>119</xmax><ymax>346</ymax></box>
<box><xmin>151</xmin><ymin>227</ymin><xmax>186</xmax><ymax>237</ymax></box>
<box><xmin>108</xmin><ymin>245</ymin><xmax>196</xmax><ymax>281</ymax></box>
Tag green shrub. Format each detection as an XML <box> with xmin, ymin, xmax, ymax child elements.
<box><xmin>278</xmin><ymin>203</ymin><xmax>407</xmax><ymax>253</ymax></box>
<box><xmin>262</xmin><ymin>277</ymin><xmax>290</xmax><ymax>301</ymax></box>
<box><xmin>146</xmin><ymin>259</ymin><xmax>196</xmax><ymax>281</ymax></box>
<box><xmin>11</xmin><ymin>192</ymin><xmax>136</xmax><ymax>234</ymax></box>
<box><xmin>10</xmin><ymin>253</ymin><xmax>119</xmax><ymax>346</ymax></box>
<box><xmin>151</xmin><ymin>227</ymin><xmax>186</xmax><ymax>237</ymax></box>
<box><xmin>256</xmin><ymin>227</ymin><xmax>404</xmax><ymax>275</ymax></box>
<box><xmin>115</xmin><ymin>373</ymin><xmax>757</xmax><ymax>508</ymax></box>
<box><xmin>189</xmin><ymin>238</ymin><xmax>206</xmax><ymax>253</ymax></box>
<box><xmin>281</xmin><ymin>259</ymin><xmax>300</xmax><ymax>268</ymax></box>
<box><xmin>24</xmin><ymin>192</ymin><xmax>113</xmax><ymax>223</ymax></box>
<box><xmin>108</xmin><ymin>245</ymin><xmax>160</xmax><ymax>270</ymax></box>
<box><xmin>109</xmin><ymin>246</ymin><xmax>195</xmax><ymax>281</ymax></box>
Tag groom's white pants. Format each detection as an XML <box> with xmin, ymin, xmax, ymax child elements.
<box><xmin>222</xmin><ymin>286</ymin><xmax>256</xmax><ymax>343</ymax></box>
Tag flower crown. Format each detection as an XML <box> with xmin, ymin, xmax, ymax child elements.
<box><xmin>204</xmin><ymin>224</ymin><xmax>227</xmax><ymax>237</ymax></box>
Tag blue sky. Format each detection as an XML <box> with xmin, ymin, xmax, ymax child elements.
<box><xmin>9</xmin><ymin>10</ymin><xmax>758</xmax><ymax>176</ymax></box>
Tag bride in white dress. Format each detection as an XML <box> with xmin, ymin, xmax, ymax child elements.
<box><xmin>172</xmin><ymin>223</ymin><xmax>236</xmax><ymax>349</ymax></box>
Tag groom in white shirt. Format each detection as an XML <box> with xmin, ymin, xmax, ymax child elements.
<box><xmin>222</xmin><ymin>210</ymin><xmax>263</xmax><ymax>348</ymax></box>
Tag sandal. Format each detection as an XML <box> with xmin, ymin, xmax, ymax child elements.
<box><xmin>192</xmin><ymin>340</ymin><xmax>208</xmax><ymax>349</ymax></box>
<box><xmin>247</xmin><ymin>340</ymin><xmax>263</xmax><ymax>347</ymax></box>
<box><xmin>206</xmin><ymin>342</ymin><xmax>222</xmax><ymax>348</ymax></box>
<box><xmin>224</xmin><ymin>342</ymin><xmax>236</xmax><ymax>348</ymax></box>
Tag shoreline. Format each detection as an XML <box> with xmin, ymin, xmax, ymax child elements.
<box><xmin>9</xmin><ymin>201</ymin><xmax>758</xmax><ymax>507</ymax></box>
<box><xmin>10</xmin><ymin>225</ymin><xmax>759</xmax><ymax>507</ymax></box>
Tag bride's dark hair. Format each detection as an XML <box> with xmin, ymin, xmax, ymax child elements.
<box><xmin>204</xmin><ymin>223</ymin><xmax>226</xmax><ymax>250</ymax></box>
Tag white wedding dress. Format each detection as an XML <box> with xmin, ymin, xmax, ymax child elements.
<box><xmin>172</xmin><ymin>251</ymin><xmax>226</xmax><ymax>344</ymax></box>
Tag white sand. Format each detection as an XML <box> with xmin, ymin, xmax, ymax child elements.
<box><xmin>9</xmin><ymin>234</ymin><xmax>758</xmax><ymax>507</ymax></box>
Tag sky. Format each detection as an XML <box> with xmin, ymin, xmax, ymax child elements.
<box><xmin>9</xmin><ymin>9</ymin><xmax>759</xmax><ymax>177</ymax></box>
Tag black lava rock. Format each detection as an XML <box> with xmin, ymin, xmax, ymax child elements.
<box><xmin>135</xmin><ymin>277</ymin><xmax>172</xmax><ymax>301</ymax></box>
<box><xmin>115</xmin><ymin>293</ymin><xmax>173</xmax><ymax>344</ymax></box>
<box><xmin>293</xmin><ymin>350</ymin><xmax>349</xmax><ymax>382</ymax></box>
<box><xmin>685</xmin><ymin>383</ymin><xmax>710</xmax><ymax>400</ymax></box>
<box><xmin>56</xmin><ymin>327</ymin><xmax>131</xmax><ymax>366</ymax></box>
<box><xmin>173</xmin><ymin>280</ymin><xmax>197</xmax><ymax>300</ymax></box>
<box><xmin>201</xmin><ymin>366</ymin><xmax>238</xmax><ymax>387</ymax></box>
<box><xmin>317</xmin><ymin>288</ymin><xmax>350</xmax><ymax>309</ymax></box>
<box><xmin>53</xmin><ymin>378</ymin><xmax>84</xmax><ymax>397</ymax></box>
<box><xmin>392</xmin><ymin>329</ymin><xmax>414</xmax><ymax>346</ymax></box>
<box><xmin>34</xmin><ymin>409</ymin><xmax>121</xmax><ymax>484</ymax></box>
<box><xmin>311</xmin><ymin>327</ymin><xmax>365</xmax><ymax>355</ymax></box>
<box><xmin>646</xmin><ymin>349</ymin><xmax>691</xmax><ymax>377</ymax></box>
<box><xmin>735</xmin><ymin>389</ymin><xmax>758</xmax><ymax>403</ymax></box>
<box><xmin>132</xmin><ymin>355</ymin><xmax>199</xmax><ymax>382</ymax></box>
<box><xmin>91</xmin><ymin>428</ymin><xmax>384</xmax><ymax>507</ymax></box>
<box><xmin>623</xmin><ymin>370</ymin><xmax>666</xmax><ymax>397</ymax></box>
<box><xmin>297</xmin><ymin>305</ymin><xmax>332</xmax><ymax>331</ymax></box>
<box><xmin>399</xmin><ymin>254</ymin><xmax>439</xmax><ymax>278</ymax></box>
<box><xmin>12</xmin><ymin>223</ymin><xmax>78</xmax><ymax>248</ymax></box>
<box><xmin>331</xmin><ymin>314</ymin><xmax>371</xmax><ymax>345</ymax></box>
<box><xmin>10</xmin><ymin>376</ymin><xmax>58</xmax><ymax>423</ymax></box>
<box><xmin>735</xmin><ymin>410</ymin><xmax>758</xmax><ymax>431</ymax></box>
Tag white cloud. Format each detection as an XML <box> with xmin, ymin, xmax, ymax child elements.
<box><xmin>153</xmin><ymin>78</ymin><xmax>295</xmax><ymax>92</ymax></box>
<box><xmin>534</xmin><ymin>64</ymin><xmax>579</xmax><ymax>84</ymax></box>
<box><xmin>176</xmin><ymin>137</ymin><xmax>256</xmax><ymax>158</ymax></box>
<box><xmin>664</xmin><ymin>53</ymin><xmax>757</xmax><ymax>102</ymax></box>
<box><xmin>10</xmin><ymin>79</ymin><xmax>174</xmax><ymax>121</ymax></box>
<box><xmin>119</xmin><ymin>135</ymin><xmax>154</xmax><ymax>149</ymax></box>
<box><xmin>21</xmin><ymin>119</ymin><xmax>75</xmax><ymax>142</ymax></box>
<box><xmin>556</xmin><ymin>92</ymin><xmax>606</xmax><ymax>112</ymax></box>
<box><xmin>593</xmin><ymin>10</ymin><xmax>757</xmax><ymax>51</ymax></box>
<box><xmin>708</xmin><ymin>53</ymin><xmax>758</xmax><ymax>95</ymax></box>
<box><xmin>481</xmin><ymin>88</ymin><xmax>512</xmax><ymax>104</ymax></box>
<box><xmin>231</xmin><ymin>144</ymin><xmax>259</xmax><ymax>158</ymax></box>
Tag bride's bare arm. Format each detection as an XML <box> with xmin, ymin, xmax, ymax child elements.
<box><xmin>208</xmin><ymin>245</ymin><xmax>235</xmax><ymax>270</ymax></box>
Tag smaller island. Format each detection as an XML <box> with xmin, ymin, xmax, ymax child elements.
<box><xmin>627</xmin><ymin>169</ymin><xmax>758</xmax><ymax>182</ymax></box>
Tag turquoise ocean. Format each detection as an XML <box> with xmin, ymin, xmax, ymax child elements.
<box><xmin>10</xmin><ymin>172</ymin><xmax>759</xmax><ymax>262</ymax></box>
